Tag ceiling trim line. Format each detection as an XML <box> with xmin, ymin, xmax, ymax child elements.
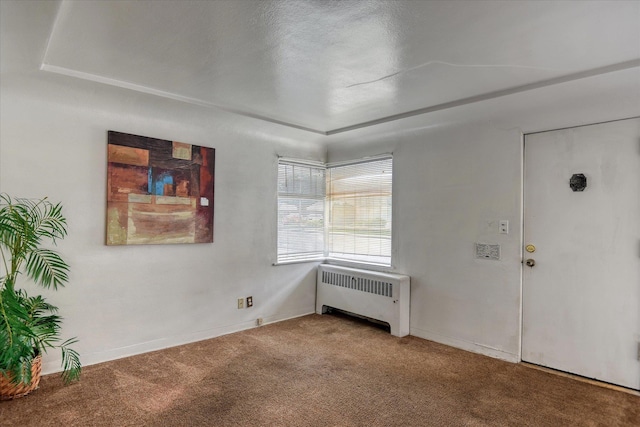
<box><xmin>40</xmin><ymin>0</ymin><xmax>67</xmax><ymax>69</ymax></box>
<box><xmin>524</xmin><ymin>115</ymin><xmax>640</xmax><ymax>136</ymax></box>
<box><xmin>39</xmin><ymin>63</ymin><xmax>328</xmax><ymax>136</ymax></box>
<box><xmin>325</xmin><ymin>59</ymin><xmax>640</xmax><ymax>135</ymax></box>
<box><xmin>39</xmin><ymin>58</ymin><xmax>640</xmax><ymax>137</ymax></box>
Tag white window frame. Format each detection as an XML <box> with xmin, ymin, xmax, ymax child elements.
<box><xmin>276</xmin><ymin>158</ymin><xmax>326</xmax><ymax>264</ymax></box>
<box><xmin>275</xmin><ymin>155</ymin><xmax>393</xmax><ymax>267</ymax></box>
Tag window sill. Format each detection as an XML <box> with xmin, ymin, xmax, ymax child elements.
<box><xmin>323</xmin><ymin>258</ymin><xmax>395</xmax><ymax>273</ymax></box>
<box><xmin>273</xmin><ymin>258</ymin><xmax>394</xmax><ymax>272</ymax></box>
<box><xmin>273</xmin><ymin>259</ymin><xmax>324</xmax><ymax>266</ymax></box>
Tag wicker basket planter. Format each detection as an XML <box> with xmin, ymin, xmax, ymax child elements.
<box><xmin>0</xmin><ymin>355</ymin><xmax>42</xmax><ymax>400</ymax></box>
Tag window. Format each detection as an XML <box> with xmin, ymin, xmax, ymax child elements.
<box><xmin>326</xmin><ymin>158</ymin><xmax>392</xmax><ymax>265</ymax></box>
<box><xmin>277</xmin><ymin>161</ymin><xmax>325</xmax><ymax>263</ymax></box>
<box><xmin>277</xmin><ymin>156</ymin><xmax>392</xmax><ymax>266</ymax></box>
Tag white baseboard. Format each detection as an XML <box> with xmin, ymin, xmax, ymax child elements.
<box><xmin>410</xmin><ymin>326</ymin><xmax>520</xmax><ymax>363</ymax></box>
<box><xmin>40</xmin><ymin>310</ymin><xmax>316</xmax><ymax>376</ymax></box>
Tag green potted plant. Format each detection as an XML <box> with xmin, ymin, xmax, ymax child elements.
<box><xmin>0</xmin><ymin>194</ymin><xmax>81</xmax><ymax>399</ymax></box>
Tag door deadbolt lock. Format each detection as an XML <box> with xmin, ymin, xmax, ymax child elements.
<box><xmin>525</xmin><ymin>244</ymin><xmax>536</xmax><ymax>253</ymax></box>
<box><xmin>525</xmin><ymin>259</ymin><xmax>536</xmax><ymax>267</ymax></box>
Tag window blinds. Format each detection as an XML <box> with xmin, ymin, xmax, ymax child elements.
<box><xmin>326</xmin><ymin>157</ymin><xmax>392</xmax><ymax>265</ymax></box>
<box><xmin>277</xmin><ymin>161</ymin><xmax>326</xmax><ymax>262</ymax></box>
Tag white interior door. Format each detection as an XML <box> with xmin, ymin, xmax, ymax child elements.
<box><xmin>522</xmin><ymin>118</ymin><xmax>640</xmax><ymax>390</ymax></box>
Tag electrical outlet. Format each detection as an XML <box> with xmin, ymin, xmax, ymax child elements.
<box><xmin>256</xmin><ymin>318</ymin><xmax>263</xmax><ymax>326</ymax></box>
<box><xmin>499</xmin><ymin>220</ymin><xmax>509</xmax><ymax>234</ymax></box>
<box><xmin>246</xmin><ymin>296</ymin><xmax>253</xmax><ymax>307</ymax></box>
<box><xmin>237</xmin><ymin>298</ymin><xmax>244</xmax><ymax>309</ymax></box>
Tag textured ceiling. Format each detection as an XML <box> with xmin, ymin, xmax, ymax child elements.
<box><xmin>22</xmin><ymin>0</ymin><xmax>640</xmax><ymax>134</ymax></box>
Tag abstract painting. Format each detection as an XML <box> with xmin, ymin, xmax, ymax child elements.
<box><xmin>106</xmin><ymin>131</ymin><xmax>215</xmax><ymax>245</ymax></box>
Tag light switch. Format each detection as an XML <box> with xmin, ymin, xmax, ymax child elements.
<box><xmin>499</xmin><ymin>220</ymin><xmax>509</xmax><ymax>234</ymax></box>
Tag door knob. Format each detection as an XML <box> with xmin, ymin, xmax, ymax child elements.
<box><xmin>525</xmin><ymin>259</ymin><xmax>536</xmax><ymax>267</ymax></box>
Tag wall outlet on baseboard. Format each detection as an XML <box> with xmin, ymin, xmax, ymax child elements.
<box><xmin>257</xmin><ymin>318</ymin><xmax>263</xmax><ymax>326</ymax></box>
<box><xmin>237</xmin><ymin>298</ymin><xmax>244</xmax><ymax>309</ymax></box>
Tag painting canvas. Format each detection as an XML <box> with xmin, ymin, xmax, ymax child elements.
<box><xmin>106</xmin><ymin>131</ymin><xmax>215</xmax><ymax>245</ymax></box>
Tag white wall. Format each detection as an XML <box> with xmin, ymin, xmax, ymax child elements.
<box><xmin>326</xmin><ymin>66</ymin><xmax>640</xmax><ymax>362</ymax></box>
<box><xmin>0</xmin><ymin>69</ymin><xmax>326</xmax><ymax>374</ymax></box>
<box><xmin>326</xmin><ymin>123</ymin><xmax>523</xmax><ymax>361</ymax></box>
<box><xmin>2</xmin><ymin>0</ymin><xmax>638</xmax><ymax>372</ymax></box>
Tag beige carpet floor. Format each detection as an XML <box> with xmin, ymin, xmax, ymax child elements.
<box><xmin>1</xmin><ymin>313</ymin><xmax>638</xmax><ymax>426</ymax></box>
